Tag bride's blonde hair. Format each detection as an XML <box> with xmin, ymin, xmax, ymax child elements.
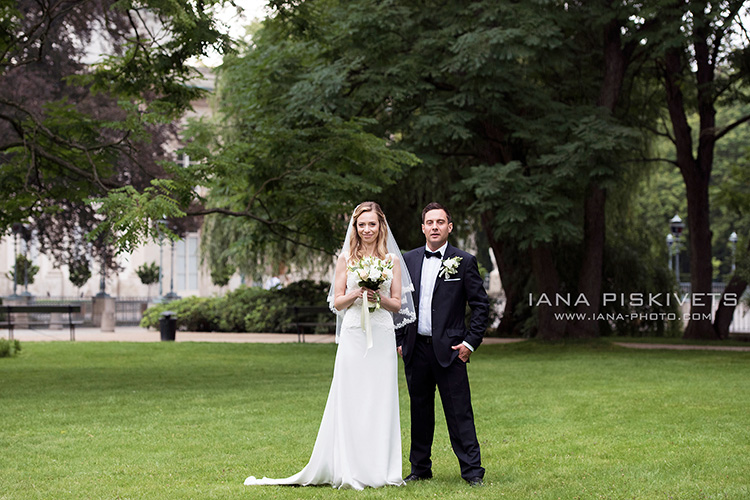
<box><xmin>348</xmin><ymin>202</ymin><xmax>389</xmax><ymax>263</ymax></box>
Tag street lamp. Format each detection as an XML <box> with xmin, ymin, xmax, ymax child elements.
<box><xmin>670</xmin><ymin>214</ymin><xmax>685</xmax><ymax>283</ymax></box>
<box><xmin>95</xmin><ymin>250</ymin><xmax>110</xmax><ymax>298</ymax></box>
<box><xmin>729</xmin><ymin>231</ymin><xmax>738</xmax><ymax>273</ymax></box>
<box><xmin>156</xmin><ymin>218</ymin><xmax>166</xmax><ymax>302</ymax></box>
<box><xmin>94</xmin><ymin>230</ymin><xmax>112</xmax><ymax>298</ymax></box>
<box><xmin>162</xmin><ymin>220</ymin><xmax>180</xmax><ymax>302</ymax></box>
<box><xmin>18</xmin><ymin>224</ymin><xmax>32</xmax><ymax>297</ymax></box>
<box><xmin>666</xmin><ymin>233</ymin><xmax>674</xmax><ymax>270</ymax></box>
<box><xmin>10</xmin><ymin>223</ymin><xmax>23</xmax><ymax>297</ymax></box>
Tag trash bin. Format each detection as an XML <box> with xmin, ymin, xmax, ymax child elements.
<box><xmin>159</xmin><ymin>311</ymin><xmax>177</xmax><ymax>341</ymax></box>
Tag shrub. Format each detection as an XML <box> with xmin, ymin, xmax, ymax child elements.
<box><xmin>139</xmin><ymin>280</ymin><xmax>332</xmax><ymax>333</ymax></box>
<box><xmin>277</xmin><ymin>280</ymin><xmax>331</xmax><ymax>306</ymax></box>
<box><xmin>7</xmin><ymin>254</ymin><xmax>39</xmax><ymax>286</ymax></box>
<box><xmin>68</xmin><ymin>257</ymin><xmax>92</xmax><ymax>289</ymax></box>
<box><xmin>215</xmin><ymin>286</ymin><xmax>282</xmax><ymax>333</ymax></box>
<box><xmin>215</xmin><ymin>283</ymin><xmax>330</xmax><ymax>333</ymax></box>
<box><xmin>140</xmin><ymin>296</ymin><xmax>220</xmax><ymax>332</ymax></box>
<box><xmin>0</xmin><ymin>338</ymin><xmax>22</xmax><ymax>358</ymax></box>
<box><xmin>135</xmin><ymin>262</ymin><xmax>160</xmax><ymax>286</ymax></box>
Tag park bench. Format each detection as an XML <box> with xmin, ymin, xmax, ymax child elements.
<box><xmin>1</xmin><ymin>304</ymin><xmax>83</xmax><ymax>341</ymax></box>
<box><xmin>288</xmin><ymin>305</ymin><xmax>335</xmax><ymax>343</ymax></box>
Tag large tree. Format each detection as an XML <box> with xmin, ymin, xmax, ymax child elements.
<box><xmin>191</xmin><ymin>0</ymin><xmax>655</xmax><ymax>338</ymax></box>
<box><xmin>649</xmin><ymin>0</ymin><xmax>750</xmax><ymax>339</ymax></box>
<box><xmin>0</xmin><ymin>0</ymin><xmax>234</xmax><ymax>267</ymax></box>
<box><xmin>166</xmin><ymin>1</ymin><xmax>422</xmax><ymax>281</ymax></box>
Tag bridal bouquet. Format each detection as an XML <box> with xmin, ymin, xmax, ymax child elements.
<box><xmin>348</xmin><ymin>256</ymin><xmax>394</xmax><ymax>312</ymax></box>
<box><xmin>348</xmin><ymin>256</ymin><xmax>393</xmax><ymax>352</ymax></box>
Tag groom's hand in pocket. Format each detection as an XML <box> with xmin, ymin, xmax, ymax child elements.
<box><xmin>451</xmin><ymin>343</ymin><xmax>471</xmax><ymax>363</ymax></box>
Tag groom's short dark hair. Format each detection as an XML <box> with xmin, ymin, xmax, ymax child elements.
<box><xmin>422</xmin><ymin>202</ymin><xmax>452</xmax><ymax>224</ymax></box>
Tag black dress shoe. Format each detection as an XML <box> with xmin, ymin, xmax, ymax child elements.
<box><xmin>467</xmin><ymin>476</ymin><xmax>484</xmax><ymax>487</ymax></box>
<box><xmin>404</xmin><ymin>472</ymin><xmax>432</xmax><ymax>482</ymax></box>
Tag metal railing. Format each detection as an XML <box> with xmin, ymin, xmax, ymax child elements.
<box><xmin>115</xmin><ymin>298</ymin><xmax>149</xmax><ymax>325</ymax></box>
<box><xmin>26</xmin><ymin>297</ymin><xmax>150</xmax><ymax>326</ymax></box>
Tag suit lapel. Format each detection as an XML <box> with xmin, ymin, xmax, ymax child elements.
<box><xmin>411</xmin><ymin>247</ymin><xmax>425</xmax><ymax>304</ymax></box>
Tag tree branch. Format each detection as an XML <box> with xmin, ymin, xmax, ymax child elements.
<box><xmin>633</xmin><ymin>156</ymin><xmax>679</xmax><ymax>168</ymax></box>
<box><xmin>185</xmin><ymin>206</ymin><xmax>331</xmax><ymax>254</ymax></box>
<box><xmin>30</xmin><ymin>144</ymin><xmax>120</xmax><ymax>190</ymax></box>
<box><xmin>714</xmin><ymin>113</ymin><xmax>750</xmax><ymax>142</ymax></box>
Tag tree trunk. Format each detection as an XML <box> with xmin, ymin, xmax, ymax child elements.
<box><xmin>662</xmin><ymin>44</ymin><xmax>719</xmax><ymax>340</ymax></box>
<box><xmin>569</xmin><ymin>15</ymin><xmax>633</xmax><ymax>338</ymax></box>
<box><xmin>681</xmin><ymin>175</ymin><xmax>718</xmax><ymax>339</ymax></box>
<box><xmin>569</xmin><ymin>183</ymin><xmax>606</xmax><ymax>338</ymax></box>
<box><xmin>713</xmin><ymin>273</ymin><xmax>748</xmax><ymax>339</ymax></box>
<box><xmin>531</xmin><ymin>245</ymin><xmax>567</xmax><ymax>340</ymax></box>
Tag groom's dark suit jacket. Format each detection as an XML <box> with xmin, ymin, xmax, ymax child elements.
<box><xmin>396</xmin><ymin>243</ymin><xmax>489</xmax><ymax>368</ymax></box>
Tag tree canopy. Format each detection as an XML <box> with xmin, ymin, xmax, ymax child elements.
<box><xmin>0</xmin><ymin>0</ymin><xmax>235</xmax><ymax>268</ymax></box>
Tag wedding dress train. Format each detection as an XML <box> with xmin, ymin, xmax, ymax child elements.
<box><xmin>244</xmin><ymin>272</ymin><xmax>403</xmax><ymax>490</ymax></box>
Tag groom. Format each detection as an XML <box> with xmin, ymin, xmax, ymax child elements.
<box><xmin>396</xmin><ymin>202</ymin><xmax>489</xmax><ymax>487</ymax></box>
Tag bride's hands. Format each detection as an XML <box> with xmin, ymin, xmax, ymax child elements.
<box><xmin>338</xmin><ymin>288</ymin><xmax>375</xmax><ymax>310</ymax></box>
<box><xmin>351</xmin><ymin>288</ymin><xmax>378</xmax><ymax>304</ymax></box>
<box><xmin>361</xmin><ymin>288</ymin><xmax>379</xmax><ymax>302</ymax></box>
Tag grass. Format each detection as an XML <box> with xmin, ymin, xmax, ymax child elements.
<box><xmin>1</xmin><ymin>340</ymin><xmax>749</xmax><ymax>499</ymax></box>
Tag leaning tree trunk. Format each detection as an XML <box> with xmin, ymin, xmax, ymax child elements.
<box><xmin>713</xmin><ymin>273</ymin><xmax>748</xmax><ymax>339</ymax></box>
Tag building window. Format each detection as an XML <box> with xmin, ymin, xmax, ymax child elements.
<box><xmin>176</xmin><ymin>235</ymin><xmax>199</xmax><ymax>291</ymax></box>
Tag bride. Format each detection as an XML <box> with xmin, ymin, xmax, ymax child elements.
<box><xmin>244</xmin><ymin>201</ymin><xmax>416</xmax><ymax>490</ymax></box>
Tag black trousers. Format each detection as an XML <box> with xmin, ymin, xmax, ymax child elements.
<box><xmin>404</xmin><ymin>336</ymin><xmax>484</xmax><ymax>480</ymax></box>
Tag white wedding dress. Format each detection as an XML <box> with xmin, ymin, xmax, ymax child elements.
<box><xmin>244</xmin><ymin>271</ymin><xmax>404</xmax><ymax>490</ymax></box>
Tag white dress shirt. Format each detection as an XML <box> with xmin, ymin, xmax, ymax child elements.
<box><xmin>417</xmin><ymin>242</ymin><xmax>475</xmax><ymax>352</ymax></box>
<box><xmin>417</xmin><ymin>242</ymin><xmax>447</xmax><ymax>336</ymax></box>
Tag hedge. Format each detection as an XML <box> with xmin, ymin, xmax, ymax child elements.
<box><xmin>140</xmin><ymin>280</ymin><xmax>331</xmax><ymax>333</ymax></box>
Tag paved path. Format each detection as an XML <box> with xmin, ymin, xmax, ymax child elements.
<box><xmin>2</xmin><ymin>326</ymin><xmax>334</xmax><ymax>343</ymax></box>
<box><xmin>613</xmin><ymin>342</ymin><xmax>750</xmax><ymax>352</ymax></box>
<box><xmin>1</xmin><ymin>326</ymin><xmax>526</xmax><ymax>345</ymax></box>
<box><xmin>5</xmin><ymin>328</ymin><xmax>746</xmax><ymax>351</ymax></box>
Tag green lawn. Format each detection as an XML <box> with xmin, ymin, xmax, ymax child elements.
<box><xmin>1</xmin><ymin>340</ymin><xmax>748</xmax><ymax>499</ymax></box>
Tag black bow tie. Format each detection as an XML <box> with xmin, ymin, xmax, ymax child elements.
<box><xmin>424</xmin><ymin>250</ymin><xmax>442</xmax><ymax>259</ymax></box>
